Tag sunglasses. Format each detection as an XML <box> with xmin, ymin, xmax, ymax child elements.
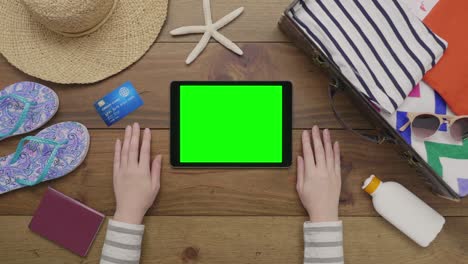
<box><xmin>399</xmin><ymin>112</ymin><xmax>468</xmax><ymax>141</ymax></box>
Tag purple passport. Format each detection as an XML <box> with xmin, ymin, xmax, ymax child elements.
<box><xmin>29</xmin><ymin>187</ymin><xmax>105</xmax><ymax>256</ymax></box>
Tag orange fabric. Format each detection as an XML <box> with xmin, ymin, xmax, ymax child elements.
<box><xmin>423</xmin><ymin>0</ymin><xmax>468</xmax><ymax>115</ymax></box>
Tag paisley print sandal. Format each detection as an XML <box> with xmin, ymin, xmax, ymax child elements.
<box><xmin>0</xmin><ymin>122</ymin><xmax>90</xmax><ymax>194</ymax></box>
<box><xmin>0</xmin><ymin>81</ymin><xmax>59</xmax><ymax>141</ymax></box>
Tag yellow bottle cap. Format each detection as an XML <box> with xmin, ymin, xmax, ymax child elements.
<box><xmin>362</xmin><ymin>175</ymin><xmax>381</xmax><ymax>195</ymax></box>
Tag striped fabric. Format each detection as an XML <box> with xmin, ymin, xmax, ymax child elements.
<box><xmin>304</xmin><ymin>221</ymin><xmax>344</xmax><ymax>264</ymax></box>
<box><xmin>288</xmin><ymin>0</ymin><xmax>447</xmax><ymax>113</ymax></box>
<box><xmin>100</xmin><ymin>219</ymin><xmax>144</xmax><ymax>264</ymax></box>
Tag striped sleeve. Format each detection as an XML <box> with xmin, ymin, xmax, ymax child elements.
<box><xmin>100</xmin><ymin>219</ymin><xmax>145</xmax><ymax>264</ymax></box>
<box><xmin>303</xmin><ymin>221</ymin><xmax>344</xmax><ymax>264</ymax></box>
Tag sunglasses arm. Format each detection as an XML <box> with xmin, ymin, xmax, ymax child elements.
<box><xmin>399</xmin><ymin>120</ymin><xmax>411</xmax><ymax>132</ymax></box>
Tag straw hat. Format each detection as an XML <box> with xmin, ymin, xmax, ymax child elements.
<box><xmin>0</xmin><ymin>0</ymin><xmax>168</xmax><ymax>84</ymax></box>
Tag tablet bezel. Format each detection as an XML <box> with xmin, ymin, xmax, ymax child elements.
<box><xmin>170</xmin><ymin>81</ymin><xmax>292</xmax><ymax>168</ymax></box>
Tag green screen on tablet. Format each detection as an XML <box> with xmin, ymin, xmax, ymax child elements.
<box><xmin>170</xmin><ymin>81</ymin><xmax>292</xmax><ymax>167</ymax></box>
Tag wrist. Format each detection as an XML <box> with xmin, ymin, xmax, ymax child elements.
<box><xmin>309</xmin><ymin>216</ymin><xmax>339</xmax><ymax>223</ymax></box>
<box><xmin>308</xmin><ymin>213</ymin><xmax>338</xmax><ymax>223</ymax></box>
<box><xmin>114</xmin><ymin>209</ymin><xmax>145</xmax><ymax>225</ymax></box>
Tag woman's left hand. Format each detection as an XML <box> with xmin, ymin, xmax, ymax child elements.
<box><xmin>113</xmin><ymin>123</ymin><xmax>162</xmax><ymax>225</ymax></box>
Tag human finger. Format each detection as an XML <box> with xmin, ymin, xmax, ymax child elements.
<box><xmin>139</xmin><ymin>128</ymin><xmax>151</xmax><ymax>168</ymax></box>
<box><xmin>296</xmin><ymin>156</ymin><xmax>305</xmax><ymax>193</ymax></box>
<box><xmin>151</xmin><ymin>155</ymin><xmax>162</xmax><ymax>191</ymax></box>
<box><xmin>121</xmin><ymin>125</ymin><xmax>132</xmax><ymax>167</ymax></box>
<box><xmin>114</xmin><ymin>139</ymin><xmax>122</xmax><ymax>173</ymax></box>
<box><xmin>312</xmin><ymin>125</ymin><xmax>326</xmax><ymax>170</ymax></box>
<box><xmin>334</xmin><ymin>141</ymin><xmax>341</xmax><ymax>181</ymax></box>
<box><xmin>323</xmin><ymin>129</ymin><xmax>335</xmax><ymax>176</ymax></box>
<box><xmin>129</xmin><ymin>122</ymin><xmax>141</xmax><ymax>164</ymax></box>
<box><xmin>302</xmin><ymin>130</ymin><xmax>316</xmax><ymax>170</ymax></box>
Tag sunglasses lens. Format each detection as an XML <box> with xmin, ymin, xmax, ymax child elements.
<box><xmin>412</xmin><ymin>114</ymin><xmax>440</xmax><ymax>138</ymax></box>
<box><xmin>450</xmin><ymin>118</ymin><xmax>468</xmax><ymax>142</ymax></box>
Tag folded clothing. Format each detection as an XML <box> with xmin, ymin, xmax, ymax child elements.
<box><xmin>288</xmin><ymin>0</ymin><xmax>447</xmax><ymax>113</ymax></box>
<box><xmin>373</xmin><ymin>1</ymin><xmax>467</xmax><ymax>197</ymax></box>
<box><xmin>380</xmin><ymin>83</ymin><xmax>468</xmax><ymax>197</ymax></box>
<box><xmin>423</xmin><ymin>0</ymin><xmax>468</xmax><ymax>115</ymax></box>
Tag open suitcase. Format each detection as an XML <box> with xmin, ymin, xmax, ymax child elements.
<box><xmin>278</xmin><ymin>0</ymin><xmax>460</xmax><ymax>201</ymax></box>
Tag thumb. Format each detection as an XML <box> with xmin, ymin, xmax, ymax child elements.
<box><xmin>151</xmin><ymin>155</ymin><xmax>162</xmax><ymax>191</ymax></box>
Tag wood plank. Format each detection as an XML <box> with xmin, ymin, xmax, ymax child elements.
<box><xmin>160</xmin><ymin>0</ymin><xmax>291</xmax><ymax>43</ymax></box>
<box><xmin>0</xmin><ymin>43</ymin><xmax>371</xmax><ymax>129</ymax></box>
<box><xmin>0</xmin><ymin>216</ymin><xmax>466</xmax><ymax>264</ymax></box>
<box><xmin>0</xmin><ymin>130</ymin><xmax>465</xmax><ymax>216</ymax></box>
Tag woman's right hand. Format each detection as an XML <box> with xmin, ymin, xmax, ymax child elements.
<box><xmin>296</xmin><ymin>125</ymin><xmax>341</xmax><ymax>222</ymax></box>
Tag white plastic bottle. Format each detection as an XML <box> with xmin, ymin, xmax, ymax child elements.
<box><xmin>362</xmin><ymin>175</ymin><xmax>445</xmax><ymax>247</ymax></box>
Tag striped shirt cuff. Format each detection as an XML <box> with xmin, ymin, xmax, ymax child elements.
<box><xmin>303</xmin><ymin>221</ymin><xmax>344</xmax><ymax>264</ymax></box>
<box><xmin>100</xmin><ymin>219</ymin><xmax>145</xmax><ymax>264</ymax></box>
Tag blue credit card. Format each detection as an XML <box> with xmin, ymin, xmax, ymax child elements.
<box><xmin>94</xmin><ymin>81</ymin><xmax>144</xmax><ymax>126</ymax></box>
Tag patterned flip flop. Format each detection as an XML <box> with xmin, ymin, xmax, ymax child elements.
<box><xmin>0</xmin><ymin>122</ymin><xmax>90</xmax><ymax>194</ymax></box>
<box><xmin>0</xmin><ymin>81</ymin><xmax>59</xmax><ymax>141</ymax></box>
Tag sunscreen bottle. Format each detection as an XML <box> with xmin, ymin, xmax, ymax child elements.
<box><xmin>362</xmin><ymin>175</ymin><xmax>445</xmax><ymax>247</ymax></box>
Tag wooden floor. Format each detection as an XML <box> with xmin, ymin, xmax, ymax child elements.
<box><xmin>0</xmin><ymin>1</ymin><xmax>467</xmax><ymax>263</ymax></box>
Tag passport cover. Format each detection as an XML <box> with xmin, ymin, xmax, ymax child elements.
<box><xmin>29</xmin><ymin>187</ymin><xmax>105</xmax><ymax>256</ymax></box>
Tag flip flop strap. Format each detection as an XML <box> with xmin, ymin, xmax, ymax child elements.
<box><xmin>0</xmin><ymin>94</ymin><xmax>36</xmax><ymax>139</ymax></box>
<box><xmin>10</xmin><ymin>136</ymin><xmax>69</xmax><ymax>186</ymax></box>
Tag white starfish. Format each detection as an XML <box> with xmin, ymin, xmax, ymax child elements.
<box><xmin>170</xmin><ymin>0</ymin><xmax>244</xmax><ymax>64</ymax></box>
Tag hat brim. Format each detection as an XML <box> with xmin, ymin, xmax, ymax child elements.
<box><xmin>0</xmin><ymin>0</ymin><xmax>168</xmax><ymax>84</ymax></box>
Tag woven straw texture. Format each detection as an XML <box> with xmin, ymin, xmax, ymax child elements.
<box><xmin>0</xmin><ymin>0</ymin><xmax>168</xmax><ymax>84</ymax></box>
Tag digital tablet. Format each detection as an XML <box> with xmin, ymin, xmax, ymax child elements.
<box><xmin>170</xmin><ymin>81</ymin><xmax>292</xmax><ymax>167</ymax></box>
